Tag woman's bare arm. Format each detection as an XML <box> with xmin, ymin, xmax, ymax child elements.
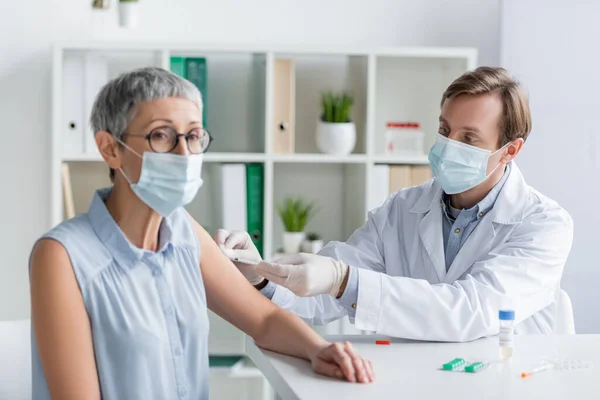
<box><xmin>191</xmin><ymin>218</ymin><xmax>373</xmax><ymax>383</ymax></box>
<box><xmin>30</xmin><ymin>239</ymin><xmax>101</xmax><ymax>400</ymax></box>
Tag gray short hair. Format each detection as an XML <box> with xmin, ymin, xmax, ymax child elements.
<box><xmin>90</xmin><ymin>67</ymin><xmax>203</xmax><ymax>140</ymax></box>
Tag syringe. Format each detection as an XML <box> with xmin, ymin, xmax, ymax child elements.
<box><xmin>227</xmin><ymin>256</ymin><xmax>259</xmax><ymax>266</ymax></box>
<box><xmin>521</xmin><ymin>362</ymin><xmax>554</xmax><ymax>378</ymax></box>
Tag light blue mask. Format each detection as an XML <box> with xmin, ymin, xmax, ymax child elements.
<box><xmin>428</xmin><ymin>134</ymin><xmax>508</xmax><ymax>195</ymax></box>
<box><xmin>118</xmin><ymin>141</ymin><xmax>204</xmax><ymax>217</ymax></box>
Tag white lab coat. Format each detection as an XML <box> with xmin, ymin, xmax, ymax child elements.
<box><xmin>270</xmin><ymin>163</ymin><xmax>573</xmax><ymax>342</ymax></box>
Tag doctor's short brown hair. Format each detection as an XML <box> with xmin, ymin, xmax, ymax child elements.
<box><xmin>441</xmin><ymin>67</ymin><xmax>532</xmax><ymax>147</ymax></box>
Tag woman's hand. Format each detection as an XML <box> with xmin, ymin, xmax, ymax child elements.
<box><xmin>309</xmin><ymin>341</ymin><xmax>375</xmax><ymax>383</ymax></box>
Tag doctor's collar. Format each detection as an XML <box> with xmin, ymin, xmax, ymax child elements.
<box><xmin>410</xmin><ymin>162</ymin><xmax>526</xmax><ymax>225</ymax></box>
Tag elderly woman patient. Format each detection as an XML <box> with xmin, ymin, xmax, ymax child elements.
<box><xmin>29</xmin><ymin>67</ymin><xmax>374</xmax><ymax>399</ymax></box>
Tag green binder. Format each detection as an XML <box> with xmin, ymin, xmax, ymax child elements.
<box><xmin>208</xmin><ymin>355</ymin><xmax>244</xmax><ymax>368</ymax></box>
<box><xmin>246</xmin><ymin>164</ymin><xmax>264</xmax><ymax>257</ymax></box>
<box><xmin>185</xmin><ymin>58</ymin><xmax>208</xmax><ymax>128</ymax></box>
<box><xmin>169</xmin><ymin>57</ymin><xmax>186</xmax><ymax>78</ymax></box>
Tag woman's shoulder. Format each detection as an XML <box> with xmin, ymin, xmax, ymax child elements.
<box><xmin>37</xmin><ymin>214</ymin><xmax>96</xmax><ymax>254</ymax></box>
<box><xmin>31</xmin><ymin>214</ymin><xmax>112</xmax><ymax>288</ymax></box>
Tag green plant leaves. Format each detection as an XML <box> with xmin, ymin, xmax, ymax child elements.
<box><xmin>306</xmin><ymin>232</ymin><xmax>321</xmax><ymax>241</ymax></box>
<box><xmin>276</xmin><ymin>197</ymin><xmax>318</xmax><ymax>232</ymax></box>
<box><xmin>320</xmin><ymin>91</ymin><xmax>354</xmax><ymax>123</ymax></box>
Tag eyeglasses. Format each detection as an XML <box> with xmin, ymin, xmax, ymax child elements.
<box><xmin>123</xmin><ymin>127</ymin><xmax>213</xmax><ymax>154</ymax></box>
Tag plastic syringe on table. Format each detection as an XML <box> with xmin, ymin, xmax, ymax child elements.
<box><xmin>522</xmin><ymin>358</ymin><xmax>594</xmax><ymax>378</ymax></box>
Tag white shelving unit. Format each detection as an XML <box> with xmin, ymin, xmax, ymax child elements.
<box><xmin>52</xmin><ymin>42</ymin><xmax>477</xmax><ymax>252</ymax></box>
<box><xmin>51</xmin><ymin>42</ymin><xmax>476</xmax><ymax>397</ymax></box>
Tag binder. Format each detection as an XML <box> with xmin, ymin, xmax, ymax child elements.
<box><xmin>214</xmin><ymin>164</ymin><xmax>247</xmax><ymax>232</ymax></box>
<box><xmin>83</xmin><ymin>54</ymin><xmax>109</xmax><ymax>155</ymax></box>
<box><xmin>61</xmin><ymin>163</ymin><xmax>75</xmax><ymax>219</ymax></box>
<box><xmin>370</xmin><ymin>165</ymin><xmax>432</xmax><ymax>214</ymax></box>
<box><xmin>368</xmin><ymin>165</ymin><xmax>390</xmax><ymax>212</ymax></box>
<box><xmin>246</xmin><ymin>164</ymin><xmax>264</xmax><ymax>257</ymax></box>
<box><xmin>389</xmin><ymin>166</ymin><xmax>412</xmax><ymax>193</ymax></box>
<box><xmin>411</xmin><ymin>165</ymin><xmax>433</xmax><ymax>185</ymax></box>
<box><xmin>272</xmin><ymin>59</ymin><xmax>295</xmax><ymax>154</ymax></box>
<box><xmin>185</xmin><ymin>58</ymin><xmax>208</xmax><ymax>128</ymax></box>
<box><xmin>62</xmin><ymin>55</ymin><xmax>84</xmax><ymax>156</ymax></box>
<box><xmin>169</xmin><ymin>56</ymin><xmax>187</xmax><ymax>78</ymax></box>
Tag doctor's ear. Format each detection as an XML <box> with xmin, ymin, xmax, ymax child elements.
<box><xmin>500</xmin><ymin>138</ymin><xmax>524</xmax><ymax>163</ymax></box>
<box><xmin>96</xmin><ymin>131</ymin><xmax>123</xmax><ymax>171</ymax></box>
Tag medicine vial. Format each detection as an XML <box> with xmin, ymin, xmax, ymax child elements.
<box><xmin>499</xmin><ymin>310</ymin><xmax>515</xmax><ymax>360</ymax></box>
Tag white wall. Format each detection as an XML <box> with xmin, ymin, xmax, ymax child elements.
<box><xmin>501</xmin><ymin>0</ymin><xmax>600</xmax><ymax>333</ymax></box>
<box><xmin>0</xmin><ymin>0</ymin><xmax>501</xmax><ymax>320</ymax></box>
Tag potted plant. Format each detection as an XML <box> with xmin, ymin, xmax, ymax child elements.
<box><xmin>277</xmin><ymin>197</ymin><xmax>317</xmax><ymax>254</ymax></box>
<box><xmin>119</xmin><ymin>0</ymin><xmax>139</xmax><ymax>28</ymax></box>
<box><xmin>316</xmin><ymin>92</ymin><xmax>356</xmax><ymax>155</ymax></box>
<box><xmin>302</xmin><ymin>232</ymin><xmax>324</xmax><ymax>254</ymax></box>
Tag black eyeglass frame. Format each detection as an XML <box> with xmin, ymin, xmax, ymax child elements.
<box><xmin>121</xmin><ymin>127</ymin><xmax>214</xmax><ymax>154</ymax></box>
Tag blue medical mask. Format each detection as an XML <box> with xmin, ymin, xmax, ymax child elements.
<box><xmin>428</xmin><ymin>134</ymin><xmax>509</xmax><ymax>195</ymax></box>
<box><xmin>117</xmin><ymin>140</ymin><xmax>204</xmax><ymax>217</ymax></box>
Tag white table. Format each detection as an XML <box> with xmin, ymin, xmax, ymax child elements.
<box><xmin>246</xmin><ymin>334</ymin><xmax>600</xmax><ymax>400</ymax></box>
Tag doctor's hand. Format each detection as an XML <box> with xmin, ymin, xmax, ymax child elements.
<box><xmin>310</xmin><ymin>341</ymin><xmax>374</xmax><ymax>383</ymax></box>
<box><xmin>256</xmin><ymin>253</ymin><xmax>348</xmax><ymax>297</ymax></box>
<box><xmin>214</xmin><ymin>229</ymin><xmax>264</xmax><ymax>286</ymax></box>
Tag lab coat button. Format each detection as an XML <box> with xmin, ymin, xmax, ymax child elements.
<box><xmin>455</xmin><ymin>228</ymin><xmax>461</xmax><ymax>234</ymax></box>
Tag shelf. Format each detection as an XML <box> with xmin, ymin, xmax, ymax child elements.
<box><xmin>63</xmin><ymin>153</ymin><xmax>103</xmax><ymax>162</ymax></box>
<box><xmin>62</xmin><ymin>153</ymin><xmax>266</xmax><ymax>163</ymax></box>
<box><xmin>272</xmin><ymin>154</ymin><xmax>367</xmax><ymax>164</ymax></box>
<box><xmin>63</xmin><ymin>153</ymin><xmax>427</xmax><ymax>165</ymax></box>
<box><xmin>57</xmin><ymin>42</ymin><xmax>476</xmax><ymax>60</ymax></box>
<box><xmin>373</xmin><ymin>155</ymin><xmax>430</xmax><ymax>165</ymax></box>
<box><xmin>229</xmin><ymin>358</ymin><xmax>265</xmax><ymax>378</ymax></box>
<box><xmin>204</xmin><ymin>153</ymin><xmax>266</xmax><ymax>163</ymax></box>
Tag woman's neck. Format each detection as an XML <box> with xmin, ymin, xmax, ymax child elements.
<box><xmin>105</xmin><ymin>181</ymin><xmax>162</xmax><ymax>251</ymax></box>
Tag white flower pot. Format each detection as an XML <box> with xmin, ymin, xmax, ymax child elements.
<box><xmin>119</xmin><ymin>1</ymin><xmax>139</xmax><ymax>28</ymax></box>
<box><xmin>282</xmin><ymin>232</ymin><xmax>305</xmax><ymax>254</ymax></box>
<box><xmin>316</xmin><ymin>121</ymin><xmax>356</xmax><ymax>155</ymax></box>
<box><xmin>302</xmin><ymin>240</ymin><xmax>323</xmax><ymax>254</ymax></box>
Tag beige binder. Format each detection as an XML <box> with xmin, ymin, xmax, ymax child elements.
<box><xmin>272</xmin><ymin>59</ymin><xmax>295</xmax><ymax>154</ymax></box>
<box><xmin>411</xmin><ymin>166</ymin><xmax>433</xmax><ymax>186</ymax></box>
<box><xmin>389</xmin><ymin>166</ymin><xmax>412</xmax><ymax>193</ymax></box>
<box><xmin>61</xmin><ymin>163</ymin><xmax>76</xmax><ymax>219</ymax></box>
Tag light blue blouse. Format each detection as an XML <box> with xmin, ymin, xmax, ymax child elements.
<box><xmin>31</xmin><ymin>188</ymin><xmax>210</xmax><ymax>400</ymax></box>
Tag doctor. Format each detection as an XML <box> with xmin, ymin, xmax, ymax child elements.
<box><xmin>217</xmin><ymin>67</ymin><xmax>574</xmax><ymax>342</ymax></box>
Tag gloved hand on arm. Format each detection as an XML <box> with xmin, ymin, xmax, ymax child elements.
<box><xmin>256</xmin><ymin>253</ymin><xmax>349</xmax><ymax>297</ymax></box>
<box><xmin>214</xmin><ymin>229</ymin><xmax>264</xmax><ymax>286</ymax></box>
<box><xmin>215</xmin><ymin>230</ymin><xmax>349</xmax><ymax>297</ymax></box>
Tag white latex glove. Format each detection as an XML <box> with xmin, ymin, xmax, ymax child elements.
<box><xmin>214</xmin><ymin>229</ymin><xmax>264</xmax><ymax>286</ymax></box>
<box><xmin>256</xmin><ymin>253</ymin><xmax>348</xmax><ymax>297</ymax></box>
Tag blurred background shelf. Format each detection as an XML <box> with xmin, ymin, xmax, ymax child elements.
<box><xmin>204</xmin><ymin>153</ymin><xmax>267</xmax><ymax>163</ymax></box>
<box><xmin>373</xmin><ymin>155</ymin><xmax>430</xmax><ymax>165</ymax></box>
<box><xmin>271</xmin><ymin>154</ymin><xmax>367</xmax><ymax>163</ymax></box>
